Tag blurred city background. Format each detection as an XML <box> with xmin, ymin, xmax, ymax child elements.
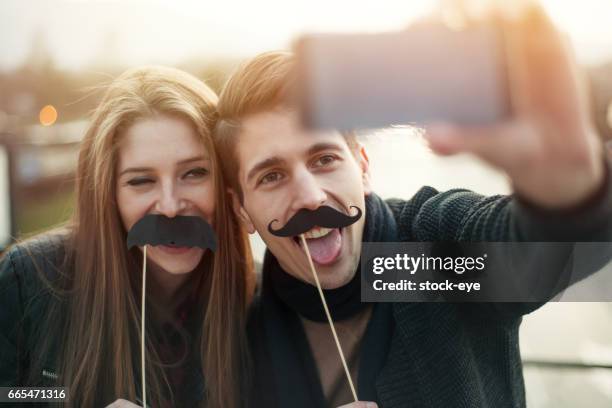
<box><xmin>1</xmin><ymin>0</ymin><xmax>611</xmax><ymax>406</ymax></box>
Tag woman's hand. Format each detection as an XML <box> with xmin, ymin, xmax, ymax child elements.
<box><xmin>337</xmin><ymin>402</ymin><xmax>378</xmax><ymax>408</ymax></box>
<box><xmin>104</xmin><ymin>399</ymin><xmax>142</xmax><ymax>408</ymax></box>
<box><xmin>425</xmin><ymin>1</ymin><xmax>605</xmax><ymax>209</ymax></box>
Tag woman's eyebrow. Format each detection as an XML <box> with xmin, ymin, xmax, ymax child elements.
<box><xmin>119</xmin><ymin>156</ymin><xmax>210</xmax><ymax>176</ymax></box>
<box><xmin>119</xmin><ymin>167</ymin><xmax>152</xmax><ymax>177</ymax></box>
<box><xmin>177</xmin><ymin>155</ymin><xmax>209</xmax><ymax>165</ymax></box>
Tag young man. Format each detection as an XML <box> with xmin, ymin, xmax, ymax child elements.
<box><xmin>214</xmin><ymin>6</ymin><xmax>611</xmax><ymax>408</ymax></box>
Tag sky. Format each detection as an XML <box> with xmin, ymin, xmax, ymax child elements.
<box><xmin>1</xmin><ymin>0</ymin><xmax>612</xmax><ymax>71</ymax></box>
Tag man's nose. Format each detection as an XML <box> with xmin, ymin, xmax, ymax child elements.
<box><xmin>155</xmin><ymin>182</ymin><xmax>185</xmax><ymax>218</ymax></box>
<box><xmin>290</xmin><ymin>167</ymin><xmax>327</xmax><ymax>212</ymax></box>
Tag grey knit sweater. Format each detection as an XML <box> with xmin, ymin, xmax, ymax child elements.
<box><xmin>374</xmin><ymin>180</ymin><xmax>611</xmax><ymax>408</ymax></box>
<box><xmin>248</xmin><ymin>159</ymin><xmax>612</xmax><ymax>408</ymax></box>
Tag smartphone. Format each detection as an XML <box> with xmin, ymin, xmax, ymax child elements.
<box><xmin>294</xmin><ymin>23</ymin><xmax>511</xmax><ymax>130</ymax></box>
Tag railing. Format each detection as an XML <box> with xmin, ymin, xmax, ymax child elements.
<box><xmin>523</xmin><ymin>359</ymin><xmax>612</xmax><ymax>370</ymax></box>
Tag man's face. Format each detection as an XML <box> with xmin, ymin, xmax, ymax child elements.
<box><xmin>234</xmin><ymin>109</ymin><xmax>371</xmax><ymax>289</ymax></box>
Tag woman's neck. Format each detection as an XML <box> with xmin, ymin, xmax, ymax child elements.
<box><xmin>147</xmin><ymin>263</ymin><xmax>195</xmax><ymax>312</ymax></box>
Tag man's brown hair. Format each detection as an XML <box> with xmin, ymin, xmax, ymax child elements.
<box><xmin>214</xmin><ymin>50</ymin><xmax>357</xmax><ymax>201</ymax></box>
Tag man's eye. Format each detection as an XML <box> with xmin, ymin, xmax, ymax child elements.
<box><xmin>313</xmin><ymin>154</ymin><xmax>337</xmax><ymax>168</ymax></box>
<box><xmin>127</xmin><ymin>177</ymin><xmax>153</xmax><ymax>186</ymax></box>
<box><xmin>259</xmin><ymin>172</ymin><xmax>283</xmax><ymax>186</ymax></box>
<box><xmin>184</xmin><ymin>167</ymin><xmax>209</xmax><ymax>179</ymax></box>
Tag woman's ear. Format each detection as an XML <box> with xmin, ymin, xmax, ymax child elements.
<box><xmin>357</xmin><ymin>143</ymin><xmax>373</xmax><ymax>195</ymax></box>
<box><xmin>229</xmin><ymin>189</ymin><xmax>256</xmax><ymax>234</ymax></box>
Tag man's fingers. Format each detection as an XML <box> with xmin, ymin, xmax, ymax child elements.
<box><xmin>424</xmin><ymin>122</ymin><xmax>538</xmax><ymax>169</ymax></box>
<box><xmin>502</xmin><ymin>1</ymin><xmax>589</xmax><ymax>135</ymax></box>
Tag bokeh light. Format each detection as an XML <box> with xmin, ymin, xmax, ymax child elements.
<box><xmin>39</xmin><ymin>104</ymin><xmax>58</xmax><ymax>126</ymax></box>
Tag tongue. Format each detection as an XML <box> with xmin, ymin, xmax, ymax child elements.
<box><xmin>305</xmin><ymin>228</ymin><xmax>342</xmax><ymax>265</ymax></box>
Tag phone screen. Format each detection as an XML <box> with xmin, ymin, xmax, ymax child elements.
<box><xmin>295</xmin><ymin>23</ymin><xmax>511</xmax><ymax>130</ymax></box>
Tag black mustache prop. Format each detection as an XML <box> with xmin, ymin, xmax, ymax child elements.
<box><xmin>268</xmin><ymin>205</ymin><xmax>362</xmax><ymax>237</ymax></box>
<box><xmin>126</xmin><ymin>214</ymin><xmax>217</xmax><ymax>251</ymax></box>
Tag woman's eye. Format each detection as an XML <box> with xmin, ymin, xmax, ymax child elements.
<box><xmin>313</xmin><ymin>154</ymin><xmax>337</xmax><ymax>168</ymax></box>
<box><xmin>184</xmin><ymin>167</ymin><xmax>209</xmax><ymax>179</ymax></box>
<box><xmin>126</xmin><ymin>177</ymin><xmax>153</xmax><ymax>186</ymax></box>
<box><xmin>259</xmin><ymin>172</ymin><xmax>283</xmax><ymax>186</ymax></box>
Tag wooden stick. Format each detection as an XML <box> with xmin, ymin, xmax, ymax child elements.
<box><xmin>299</xmin><ymin>234</ymin><xmax>358</xmax><ymax>402</ymax></box>
<box><xmin>141</xmin><ymin>245</ymin><xmax>147</xmax><ymax>408</ymax></box>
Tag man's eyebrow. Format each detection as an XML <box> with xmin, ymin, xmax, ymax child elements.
<box><xmin>307</xmin><ymin>142</ymin><xmax>344</xmax><ymax>156</ymax></box>
<box><xmin>119</xmin><ymin>156</ymin><xmax>208</xmax><ymax>177</ymax></box>
<box><xmin>246</xmin><ymin>156</ymin><xmax>286</xmax><ymax>183</ymax></box>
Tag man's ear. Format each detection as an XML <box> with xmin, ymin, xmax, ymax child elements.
<box><xmin>357</xmin><ymin>143</ymin><xmax>373</xmax><ymax>195</ymax></box>
<box><xmin>229</xmin><ymin>189</ymin><xmax>256</xmax><ymax>234</ymax></box>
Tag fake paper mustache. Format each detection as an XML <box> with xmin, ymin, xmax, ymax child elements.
<box><xmin>126</xmin><ymin>214</ymin><xmax>217</xmax><ymax>251</ymax></box>
<box><xmin>267</xmin><ymin>205</ymin><xmax>362</xmax><ymax>237</ymax></box>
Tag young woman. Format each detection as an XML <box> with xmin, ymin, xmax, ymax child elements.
<box><xmin>0</xmin><ymin>66</ymin><xmax>254</xmax><ymax>407</ymax></box>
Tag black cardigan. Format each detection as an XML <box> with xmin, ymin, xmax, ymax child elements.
<box><xmin>0</xmin><ymin>233</ymin><xmax>206</xmax><ymax>407</ymax></box>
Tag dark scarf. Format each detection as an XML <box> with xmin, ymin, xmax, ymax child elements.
<box><xmin>264</xmin><ymin>192</ymin><xmax>398</xmax><ymax>322</ymax></box>
<box><xmin>252</xmin><ymin>193</ymin><xmax>398</xmax><ymax>408</ymax></box>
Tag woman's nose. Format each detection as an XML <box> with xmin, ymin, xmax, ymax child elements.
<box><xmin>155</xmin><ymin>183</ymin><xmax>186</xmax><ymax>218</ymax></box>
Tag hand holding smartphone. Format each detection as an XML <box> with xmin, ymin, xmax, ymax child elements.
<box><xmin>294</xmin><ymin>3</ymin><xmax>606</xmax><ymax>210</ymax></box>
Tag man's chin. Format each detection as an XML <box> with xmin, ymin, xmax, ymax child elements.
<box><xmin>318</xmin><ymin>273</ymin><xmax>356</xmax><ymax>290</ymax></box>
<box><xmin>308</xmin><ymin>261</ymin><xmax>356</xmax><ymax>289</ymax></box>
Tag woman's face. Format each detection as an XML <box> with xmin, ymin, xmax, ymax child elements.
<box><xmin>116</xmin><ymin>114</ymin><xmax>215</xmax><ymax>275</ymax></box>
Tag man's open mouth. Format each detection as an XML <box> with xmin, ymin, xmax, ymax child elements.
<box><xmin>293</xmin><ymin>227</ymin><xmax>343</xmax><ymax>266</ymax></box>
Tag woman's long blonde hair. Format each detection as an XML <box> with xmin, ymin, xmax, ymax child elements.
<box><xmin>32</xmin><ymin>66</ymin><xmax>253</xmax><ymax>407</ymax></box>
